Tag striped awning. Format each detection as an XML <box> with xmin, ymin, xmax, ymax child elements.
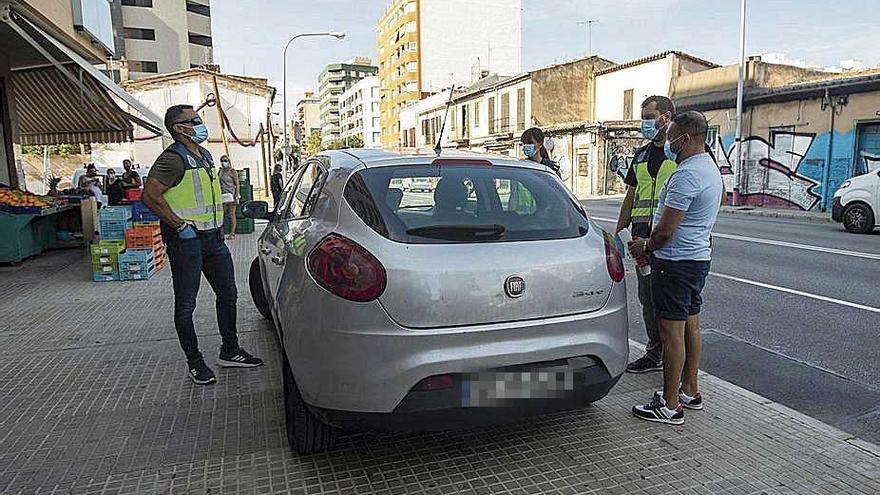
<box><xmin>11</xmin><ymin>65</ymin><xmax>134</xmax><ymax>146</ymax></box>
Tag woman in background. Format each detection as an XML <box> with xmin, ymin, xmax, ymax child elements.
<box><xmin>218</xmin><ymin>155</ymin><xmax>240</xmax><ymax>240</ymax></box>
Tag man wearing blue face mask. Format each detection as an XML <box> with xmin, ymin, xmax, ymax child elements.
<box><xmin>143</xmin><ymin>104</ymin><xmax>263</xmax><ymax>385</ymax></box>
<box><xmin>615</xmin><ymin>95</ymin><xmax>678</xmax><ymax>374</ymax></box>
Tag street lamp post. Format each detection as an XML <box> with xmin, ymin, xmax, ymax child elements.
<box><xmin>282</xmin><ymin>31</ymin><xmax>346</xmax><ymax>174</ymax></box>
<box><xmin>732</xmin><ymin>0</ymin><xmax>747</xmax><ymax>206</ymax></box>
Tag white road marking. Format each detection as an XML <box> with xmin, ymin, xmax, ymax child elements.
<box><xmin>589</xmin><ymin>216</ymin><xmax>880</xmax><ymax>261</ymax></box>
<box><xmin>710</xmin><ymin>272</ymin><xmax>880</xmax><ymax>314</ymax></box>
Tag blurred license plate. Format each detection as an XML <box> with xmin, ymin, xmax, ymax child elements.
<box><xmin>462</xmin><ymin>370</ymin><xmax>574</xmax><ymax>407</ymax></box>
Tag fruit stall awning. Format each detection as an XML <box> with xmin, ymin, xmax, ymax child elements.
<box><xmin>1</xmin><ymin>9</ymin><xmax>165</xmax><ymax>146</ymax></box>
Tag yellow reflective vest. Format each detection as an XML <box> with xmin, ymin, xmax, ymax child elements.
<box><xmin>630</xmin><ymin>145</ymin><xmax>677</xmax><ymax>228</ymax></box>
<box><xmin>163</xmin><ymin>142</ymin><xmax>224</xmax><ymax>231</ymax></box>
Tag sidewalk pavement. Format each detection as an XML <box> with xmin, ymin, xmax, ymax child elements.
<box><xmin>720</xmin><ymin>206</ymin><xmax>833</xmax><ymax>223</ymax></box>
<box><xmin>0</xmin><ymin>237</ymin><xmax>877</xmax><ymax>495</ymax></box>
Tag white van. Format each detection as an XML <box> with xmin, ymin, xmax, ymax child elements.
<box><xmin>832</xmin><ymin>169</ymin><xmax>879</xmax><ymax>233</ymax></box>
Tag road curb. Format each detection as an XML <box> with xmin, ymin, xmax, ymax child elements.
<box><xmin>721</xmin><ymin>207</ymin><xmax>834</xmax><ymax>223</ymax></box>
<box><xmin>627</xmin><ymin>339</ymin><xmax>880</xmax><ymax>458</ymax></box>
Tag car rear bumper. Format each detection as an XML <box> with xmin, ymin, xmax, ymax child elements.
<box><xmin>831</xmin><ymin>197</ymin><xmax>844</xmax><ymax>222</ymax></box>
<box><xmin>288</xmin><ymin>281</ymin><xmax>629</xmax><ymax>415</ymax></box>
<box><xmin>313</xmin><ymin>363</ymin><xmax>622</xmax><ymax>432</ymax></box>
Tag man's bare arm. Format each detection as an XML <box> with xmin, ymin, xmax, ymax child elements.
<box><xmin>615</xmin><ymin>186</ymin><xmax>636</xmax><ymax>234</ymax></box>
<box><xmin>142</xmin><ymin>178</ymin><xmax>184</xmax><ymax>228</ymax></box>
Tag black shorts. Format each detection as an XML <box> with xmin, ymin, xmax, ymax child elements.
<box><xmin>651</xmin><ymin>258</ymin><xmax>711</xmax><ymax>321</ymax></box>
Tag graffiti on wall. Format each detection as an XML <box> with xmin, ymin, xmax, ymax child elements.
<box><xmin>606</xmin><ymin>139</ymin><xmax>639</xmax><ymax>181</ymax></box>
<box><xmin>716</xmin><ymin>131</ymin><xmax>823</xmax><ymax>211</ymax></box>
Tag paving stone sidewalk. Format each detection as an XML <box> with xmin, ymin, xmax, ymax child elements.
<box><xmin>0</xmin><ymin>236</ymin><xmax>877</xmax><ymax>495</ymax></box>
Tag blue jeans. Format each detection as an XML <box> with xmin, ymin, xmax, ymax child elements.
<box><xmin>165</xmin><ymin>227</ymin><xmax>239</xmax><ymax>363</ymax></box>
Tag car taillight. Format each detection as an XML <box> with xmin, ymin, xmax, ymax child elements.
<box><xmin>603</xmin><ymin>232</ymin><xmax>625</xmax><ymax>283</ymax></box>
<box><xmin>414</xmin><ymin>374</ymin><xmax>454</xmax><ymax>391</ymax></box>
<box><xmin>307</xmin><ymin>234</ymin><xmax>386</xmax><ymax>302</ymax></box>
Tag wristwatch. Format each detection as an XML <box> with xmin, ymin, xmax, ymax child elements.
<box><xmin>643</xmin><ymin>239</ymin><xmax>653</xmax><ymax>254</ymax></box>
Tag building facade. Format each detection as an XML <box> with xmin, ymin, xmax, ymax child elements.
<box><xmin>121</xmin><ymin>69</ymin><xmax>275</xmax><ymax>198</ymax></box>
<box><xmin>339</xmin><ymin>76</ymin><xmax>381</xmax><ymax>148</ymax></box>
<box><xmin>317</xmin><ymin>58</ymin><xmax>377</xmax><ymax>146</ymax></box>
<box><xmin>674</xmin><ymin>61</ymin><xmax>880</xmax><ymax>212</ymax></box>
<box><xmin>376</xmin><ymin>0</ymin><xmax>522</xmax><ymax>148</ymax></box>
<box><xmin>117</xmin><ymin>0</ymin><xmax>213</xmax><ymax>79</ymax></box>
<box><xmin>295</xmin><ymin>91</ymin><xmax>320</xmax><ymax>150</ymax></box>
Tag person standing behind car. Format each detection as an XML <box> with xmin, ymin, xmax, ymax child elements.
<box><xmin>629</xmin><ymin>111</ymin><xmax>722</xmax><ymax>425</ymax></box>
<box><xmin>142</xmin><ymin>104</ymin><xmax>263</xmax><ymax>386</ymax></box>
<box><xmin>218</xmin><ymin>155</ymin><xmax>240</xmax><ymax>240</ymax></box>
<box><xmin>270</xmin><ymin>163</ymin><xmax>284</xmax><ymax>207</ymax></box>
<box><xmin>615</xmin><ymin>95</ymin><xmax>678</xmax><ymax>375</ymax></box>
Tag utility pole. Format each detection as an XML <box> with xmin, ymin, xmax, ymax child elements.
<box><xmin>577</xmin><ymin>20</ymin><xmax>599</xmax><ymax>56</ymax></box>
<box><xmin>732</xmin><ymin>0</ymin><xmax>747</xmax><ymax>206</ymax></box>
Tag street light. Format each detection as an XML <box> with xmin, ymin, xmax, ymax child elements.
<box><xmin>282</xmin><ymin>31</ymin><xmax>346</xmax><ymax>173</ymax></box>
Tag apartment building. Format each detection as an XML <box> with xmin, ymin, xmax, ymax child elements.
<box><xmin>317</xmin><ymin>58</ymin><xmax>378</xmax><ymax>146</ymax></box>
<box><xmin>117</xmin><ymin>0</ymin><xmax>214</xmax><ymax>79</ymax></box>
<box><xmin>295</xmin><ymin>91</ymin><xmax>320</xmax><ymax>148</ymax></box>
<box><xmin>339</xmin><ymin>76</ymin><xmax>381</xmax><ymax>148</ymax></box>
<box><xmin>376</xmin><ymin>0</ymin><xmax>522</xmax><ymax>148</ymax></box>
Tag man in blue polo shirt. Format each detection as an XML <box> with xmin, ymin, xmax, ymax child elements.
<box><xmin>627</xmin><ymin>111</ymin><xmax>723</xmax><ymax>425</ymax></box>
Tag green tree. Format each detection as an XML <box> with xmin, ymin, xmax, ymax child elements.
<box><xmin>306</xmin><ymin>131</ymin><xmax>322</xmax><ymax>157</ymax></box>
<box><xmin>347</xmin><ymin>134</ymin><xmax>364</xmax><ymax>149</ymax></box>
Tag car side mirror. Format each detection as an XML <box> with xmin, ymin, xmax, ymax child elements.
<box><xmin>241</xmin><ymin>200</ymin><xmax>269</xmax><ymax>220</ymax></box>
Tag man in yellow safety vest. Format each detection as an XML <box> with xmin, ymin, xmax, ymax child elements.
<box><xmin>615</xmin><ymin>95</ymin><xmax>678</xmax><ymax>374</ymax></box>
<box><xmin>143</xmin><ymin>104</ymin><xmax>263</xmax><ymax>385</ymax></box>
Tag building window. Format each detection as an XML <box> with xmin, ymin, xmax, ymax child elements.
<box><xmin>123</xmin><ymin>27</ymin><xmax>155</xmax><ymax>40</ymax></box>
<box><xmin>407</xmin><ymin>41</ymin><xmax>417</xmax><ymax>52</ymax></box>
<box><xmin>405</xmin><ymin>21</ymin><xmax>416</xmax><ymax>33</ymax></box>
<box><xmin>186</xmin><ymin>2</ymin><xmax>211</xmax><ymax>16</ymax></box>
<box><xmin>188</xmin><ymin>33</ymin><xmax>213</xmax><ymax>47</ymax></box>
<box><xmin>488</xmin><ymin>97</ymin><xmax>496</xmax><ymax>134</ymax></box>
<box><xmin>404</xmin><ymin>1</ymin><xmax>416</xmax><ymax>13</ymax></box>
<box><xmin>623</xmin><ymin>89</ymin><xmax>634</xmax><ymax>120</ymax></box>
<box><xmin>516</xmin><ymin>88</ymin><xmax>526</xmax><ymax>131</ymax></box>
<box><xmin>121</xmin><ymin>0</ymin><xmax>152</xmax><ymax>6</ymax></box>
<box><xmin>500</xmin><ymin>93</ymin><xmax>510</xmax><ymax>132</ymax></box>
<box><xmin>129</xmin><ymin>60</ymin><xmax>158</xmax><ymax>73</ymax></box>
<box><xmin>406</xmin><ymin>61</ymin><xmax>417</xmax><ymax>73</ymax></box>
<box><xmin>474</xmin><ymin>102</ymin><xmax>480</xmax><ymax>127</ymax></box>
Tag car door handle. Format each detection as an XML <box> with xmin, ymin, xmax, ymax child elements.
<box><xmin>271</xmin><ymin>255</ymin><xmax>284</xmax><ymax>265</ymax></box>
<box><xmin>260</xmin><ymin>247</ymin><xmax>271</xmax><ymax>255</ymax></box>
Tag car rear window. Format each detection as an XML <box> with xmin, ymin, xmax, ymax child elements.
<box><xmin>343</xmin><ymin>163</ymin><xmax>589</xmax><ymax>243</ymax></box>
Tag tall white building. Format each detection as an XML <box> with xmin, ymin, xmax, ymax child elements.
<box><xmin>339</xmin><ymin>76</ymin><xmax>382</xmax><ymax>148</ymax></box>
<box><xmin>317</xmin><ymin>58</ymin><xmax>378</xmax><ymax>146</ymax></box>
<box><xmin>377</xmin><ymin>0</ymin><xmax>522</xmax><ymax>148</ymax></box>
<box><xmin>118</xmin><ymin>0</ymin><xmax>214</xmax><ymax>79</ymax></box>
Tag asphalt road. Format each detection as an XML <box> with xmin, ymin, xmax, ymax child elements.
<box><xmin>583</xmin><ymin>198</ymin><xmax>880</xmax><ymax>444</ymax></box>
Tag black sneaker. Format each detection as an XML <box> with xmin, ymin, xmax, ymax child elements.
<box><xmin>188</xmin><ymin>360</ymin><xmax>217</xmax><ymax>385</ymax></box>
<box><xmin>632</xmin><ymin>394</ymin><xmax>684</xmax><ymax>425</ymax></box>
<box><xmin>218</xmin><ymin>348</ymin><xmax>264</xmax><ymax>368</ymax></box>
<box><xmin>625</xmin><ymin>355</ymin><xmax>663</xmax><ymax>374</ymax></box>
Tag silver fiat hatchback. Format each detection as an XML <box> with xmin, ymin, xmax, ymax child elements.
<box><xmin>244</xmin><ymin>149</ymin><xmax>628</xmax><ymax>453</ymax></box>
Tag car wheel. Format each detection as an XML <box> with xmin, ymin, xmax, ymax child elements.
<box><xmin>282</xmin><ymin>351</ymin><xmax>337</xmax><ymax>454</ymax></box>
<box><xmin>842</xmin><ymin>203</ymin><xmax>874</xmax><ymax>234</ymax></box>
<box><xmin>249</xmin><ymin>257</ymin><xmax>272</xmax><ymax>319</ymax></box>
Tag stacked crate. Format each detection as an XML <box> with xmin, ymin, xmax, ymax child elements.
<box><xmin>98</xmin><ymin>206</ymin><xmax>132</xmax><ymax>241</ymax></box>
<box><xmin>125</xmin><ymin>223</ymin><xmax>166</xmax><ymax>276</ymax></box>
<box><xmin>118</xmin><ymin>248</ymin><xmax>156</xmax><ymax>281</ymax></box>
<box><xmin>225</xmin><ymin>169</ymin><xmax>255</xmax><ymax>235</ymax></box>
<box><xmin>130</xmin><ymin>201</ymin><xmax>159</xmax><ymax>224</ymax></box>
<box><xmin>91</xmin><ymin>240</ymin><xmax>125</xmax><ymax>282</ymax></box>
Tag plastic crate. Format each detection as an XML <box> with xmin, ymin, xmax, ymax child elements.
<box><xmin>92</xmin><ymin>261</ymin><xmax>118</xmax><ymax>274</ymax></box>
<box><xmin>93</xmin><ymin>272</ymin><xmax>119</xmax><ymax>282</ymax></box>
<box><xmin>125</xmin><ymin>188</ymin><xmax>143</xmax><ymax>201</ymax></box>
<box><xmin>119</xmin><ymin>266</ymin><xmax>155</xmax><ymax>281</ymax></box>
<box><xmin>90</xmin><ymin>240</ymin><xmax>125</xmax><ymax>255</ymax></box>
<box><xmin>130</xmin><ymin>201</ymin><xmax>159</xmax><ymax>223</ymax></box>
<box><xmin>126</xmin><ymin>225</ymin><xmax>162</xmax><ymax>249</ymax></box>
<box><xmin>98</xmin><ymin>206</ymin><xmax>132</xmax><ymax>222</ymax></box>
<box><xmin>99</xmin><ymin>226</ymin><xmax>129</xmax><ymax>241</ymax></box>
<box><xmin>91</xmin><ymin>251</ymin><xmax>120</xmax><ymax>265</ymax></box>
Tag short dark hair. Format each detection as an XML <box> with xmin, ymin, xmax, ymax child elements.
<box><xmin>521</xmin><ymin>127</ymin><xmax>545</xmax><ymax>144</ymax></box>
<box><xmin>641</xmin><ymin>95</ymin><xmax>675</xmax><ymax>115</ymax></box>
<box><xmin>672</xmin><ymin>110</ymin><xmax>708</xmax><ymax>138</ymax></box>
<box><xmin>164</xmin><ymin>104</ymin><xmax>194</xmax><ymax>133</ymax></box>
<box><xmin>86</xmin><ymin>163</ymin><xmax>96</xmax><ymax>170</ymax></box>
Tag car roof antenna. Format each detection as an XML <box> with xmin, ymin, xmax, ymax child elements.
<box><xmin>434</xmin><ymin>84</ymin><xmax>455</xmax><ymax>157</ymax></box>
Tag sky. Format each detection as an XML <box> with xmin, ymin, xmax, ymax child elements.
<box><xmin>212</xmin><ymin>0</ymin><xmax>880</xmax><ymax>118</ymax></box>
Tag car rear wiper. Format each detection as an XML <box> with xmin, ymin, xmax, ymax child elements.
<box><xmin>406</xmin><ymin>224</ymin><xmax>506</xmax><ymax>240</ymax></box>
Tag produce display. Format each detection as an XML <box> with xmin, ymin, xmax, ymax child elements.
<box><xmin>0</xmin><ymin>187</ymin><xmax>58</xmax><ymax>213</ymax></box>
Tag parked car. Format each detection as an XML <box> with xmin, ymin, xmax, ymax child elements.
<box><xmin>243</xmin><ymin>149</ymin><xmax>629</xmax><ymax>454</ymax></box>
<box><xmin>832</xmin><ymin>169</ymin><xmax>879</xmax><ymax>233</ymax></box>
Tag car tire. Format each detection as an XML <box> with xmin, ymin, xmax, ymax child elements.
<box><xmin>282</xmin><ymin>351</ymin><xmax>337</xmax><ymax>454</ymax></box>
<box><xmin>249</xmin><ymin>257</ymin><xmax>272</xmax><ymax>319</ymax></box>
<box><xmin>842</xmin><ymin>203</ymin><xmax>874</xmax><ymax>234</ymax></box>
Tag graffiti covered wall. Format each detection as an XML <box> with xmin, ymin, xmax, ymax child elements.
<box><xmin>705</xmin><ymin>91</ymin><xmax>880</xmax><ymax>211</ymax></box>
